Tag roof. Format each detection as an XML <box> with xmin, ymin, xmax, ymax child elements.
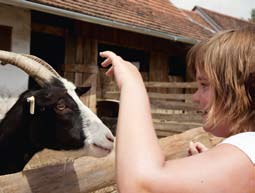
<box><xmin>21</xmin><ymin>0</ymin><xmax>213</xmax><ymax>43</ymax></box>
<box><xmin>191</xmin><ymin>6</ymin><xmax>255</xmax><ymax>31</ymax></box>
<box><xmin>182</xmin><ymin>9</ymin><xmax>215</xmax><ymax>32</ymax></box>
<box><xmin>1</xmin><ymin>0</ymin><xmax>253</xmax><ymax>44</ymax></box>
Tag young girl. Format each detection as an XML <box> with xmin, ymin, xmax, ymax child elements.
<box><xmin>100</xmin><ymin>27</ymin><xmax>255</xmax><ymax>193</ymax></box>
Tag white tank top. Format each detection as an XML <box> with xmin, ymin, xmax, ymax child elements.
<box><xmin>221</xmin><ymin>132</ymin><xmax>255</xmax><ymax>164</ymax></box>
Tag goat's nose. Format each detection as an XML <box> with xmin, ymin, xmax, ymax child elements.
<box><xmin>106</xmin><ymin>133</ymin><xmax>114</xmax><ymax>142</ymax></box>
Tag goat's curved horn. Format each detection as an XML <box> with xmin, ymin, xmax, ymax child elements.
<box><xmin>0</xmin><ymin>50</ymin><xmax>60</xmax><ymax>87</ymax></box>
<box><xmin>22</xmin><ymin>54</ymin><xmax>61</xmax><ymax>78</ymax></box>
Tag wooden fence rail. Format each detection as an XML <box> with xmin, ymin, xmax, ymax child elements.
<box><xmin>0</xmin><ymin>127</ymin><xmax>223</xmax><ymax>193</ymax></box>
<box><xmin>100</xmin><ymin>80</ymin><xmax>201</xmax><ymax>137</ymax></box>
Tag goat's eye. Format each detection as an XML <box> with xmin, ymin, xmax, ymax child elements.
<box><xmin>56</xmin><ymin>103</ymin><xmax>66</xmax><ymax>111</ymax></box>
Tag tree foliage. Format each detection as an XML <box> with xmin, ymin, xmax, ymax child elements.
<box><xmin>250</xmin><ymin>8</ymin><xmax>255</xmax><ymax>22</ymax></box>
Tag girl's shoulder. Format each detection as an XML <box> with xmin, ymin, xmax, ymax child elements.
<box><xmin>220</xmin><ymin>132</ymin><xmax>255</xmax><ymax>164</ymax></box>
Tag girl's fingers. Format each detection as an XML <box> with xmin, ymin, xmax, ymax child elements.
<box><xmin>188</xmin><ymin>149</ymin><xmax>192</xmax><ymax>156</ymax></box>
<box><xmin>100</xmin><ymin>51</ymin><xmax>115</xmax><ymax>57</ymax></box>
<box><xmin>100</xmin><ymin>51</ymin><xmax>114</xmax><ymax>67</ymax></box>
<box><xmin>106</xmin><ymin>66</ymin><xmax>114</xmax><ymax>76</ymax></box>
<box><xmin>195</xmin><ymin>142</ymin><xmax>208</xmax><ymax>153</ymax></box>
<box><xmin>188</xmin><ymin>141</ymin><xmax>198</xmax><ymax>155</ymax></box>
<box><xmin>100</xmin><ymin>51</ymin><xmax>122</xmax><ymax>68</ymax></box>
<box><xmin>100</xmin><ymin>51</ymin><xmax>116</xmax><ymax>60</ymax></box>
<box><xmin>101</xmin><ymin>57</ymin><xmax>112</xmax><ymax>67</ymax></box>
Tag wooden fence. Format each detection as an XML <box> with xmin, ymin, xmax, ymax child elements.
<box><xmin>0</xmin><ymin>127</ymin><xmax>223</xmax><ymax>193</ymax></box>
<box><xmin>98</xmin><ymin>75</ymin><xmax>202</xmax><ymax>137</ymax></box>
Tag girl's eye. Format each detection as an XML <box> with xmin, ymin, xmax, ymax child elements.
<box><xmin>199</xmin><ymin>82</ymin><xmax>209</xmax><ymax>90</ymax></box>
<box><xmin>201</xmin><ymin>83</ymin><xmax>208</xmax><ymax>87</ymax></box>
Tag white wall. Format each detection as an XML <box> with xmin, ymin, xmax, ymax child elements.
<box><xmin>0</xmin><ymin>4</ymin><xmax>31</xmax><ymax>96</ymax></box>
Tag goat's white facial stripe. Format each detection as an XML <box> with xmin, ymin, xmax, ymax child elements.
<box><xmin>60</xmin><ymin>78</ymin><xmax>114</xmax><ymax>157</ymax></box>
<box><xmin>60</xmin><ymin>79</ymin><xmax>105</xmax><ymax>144</ymax></box>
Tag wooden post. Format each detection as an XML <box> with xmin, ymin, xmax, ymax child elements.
<box><xmin>0</xmin><ymin>127</ymin><xmax>222</xmax><ymax>193</ymax></box>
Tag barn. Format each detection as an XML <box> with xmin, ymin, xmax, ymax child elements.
<box><xmin>0</xmin><ymin>0</ymin><xmax>210</xmax><ymax>116</ymax></box>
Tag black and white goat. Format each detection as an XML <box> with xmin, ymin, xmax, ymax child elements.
<box><xmin>0</xmin><ymin>50</ymin><xmax>114</xmax><ymax>175</ymax></box>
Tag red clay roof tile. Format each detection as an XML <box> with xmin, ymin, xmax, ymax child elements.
<box><xmin>193</xmin><ymin>6</ymin><xmax>255</xmax><ymax>31</ymax></box>
<box><xmin>182</xmin><ymin>9</ymin><xmax>215</xmax><ymax>32</ymax></box>
<box><xmin>27</xmin><ymin>0</ymin><xmax>213</xmax><ymax>42</ymax></box>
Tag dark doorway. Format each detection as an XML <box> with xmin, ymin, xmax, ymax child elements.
<box><xmin>0</xmin><ymin>25</ymin><xmax>12</xmax><ymax>51</ymax></box>
<box><xmin>98</xmin><ymin>43</ymin><xmax>149</xmax><ymax>80</ymax></box>
<box><xmin>29</xmin><ymin>31</ymin><xmax>65</xmax><ymax>89</ymax></box>
<box><xmin>98</xmin><ymin>44</ymin><xmax>149</xmax><ymax>72</ymax></box>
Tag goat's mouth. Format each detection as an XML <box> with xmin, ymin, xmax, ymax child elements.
<box><xmin>92</xmin><ymin>143</ymin><xmax>112</xmax><ymax>154</ymax></box>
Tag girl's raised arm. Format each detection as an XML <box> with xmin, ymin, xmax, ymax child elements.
<box><xmin>100</xmin><ymin>51</ymin><xmax>254</xmax><ymax>193</ymax></box>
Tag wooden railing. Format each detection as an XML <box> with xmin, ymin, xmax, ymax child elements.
<box><xmin>100</xmin><ymin>80</ymin><xmax>203</xmax><ymax>137</ymax></box>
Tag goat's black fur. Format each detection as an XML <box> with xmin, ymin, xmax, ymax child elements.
<box><xmin>0</xmin><ymin>85</ymin><xmax>89</xmax><ymax>174</ymax></box>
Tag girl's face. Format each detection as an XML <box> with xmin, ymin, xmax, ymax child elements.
<box><xmin>192</xmin><ymin>69</ymin><xmax>211</xmax><ymax>124</ymax></box>
<box><xmin>192</xmin><ymin>69</ymin><xmax>230</xmax><ymax>137</ymax></box>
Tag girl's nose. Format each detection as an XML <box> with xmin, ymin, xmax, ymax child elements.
<box><xmin>192</xmin><ymin>89</ymin><xmax>200</xmax><ymax>103</ymax></box>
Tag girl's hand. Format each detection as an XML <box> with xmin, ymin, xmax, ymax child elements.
<box><xmin>100</xmin><ymin>51</ymin><xmax>143</xmax><ymax>89</ymax></box>
<box><xmin>188</xmin><ymin>141</ymin><xmax>208</xmax><ymax>156</ymax></box>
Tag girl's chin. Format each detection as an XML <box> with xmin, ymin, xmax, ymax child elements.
<box><xmin>202</xmin><ymin>125</ymin><xmax>211</xmax><ymax>132</ymax></box>
<box><xmin>202</xmin><ymin>125</ymin><xmax>229</xmax><ymax>137</ymax></box>
<box><xmin>202</xmin><ymin>114</ymin><xmax>208</xmax><ymax>124</ymax></box>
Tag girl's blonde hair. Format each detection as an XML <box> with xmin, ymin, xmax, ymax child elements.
<box><xmin>187</xmin><ymin>27</ymin><xmax>255</xmax><ymax>135</ymax></box>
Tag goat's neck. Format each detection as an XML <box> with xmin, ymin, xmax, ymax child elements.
<box><xmin>0</xmin><ymin>99</ymin><xmax>41</xmax><ymax>174</ymax></box>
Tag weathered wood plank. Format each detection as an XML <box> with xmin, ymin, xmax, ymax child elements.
<box><xmin>75</xmin><ymin>22</ymin><xmax>84</xmax><ymax>64</ymax></box>
<box><xmin>63</xmin><ymin>64</ymin><xmax>98</xmax><ymax>74</ymax></box>
<box><xmin>151</xmin><ymin>100</ymin><xmax>197</xmax><ymax>111</ymax></box>
<box><xmin>64</xmin><ymin>30</ymin><xmax>76</xmax><ymax>67</ymax></box>
<box><xmin>101</xmin><ymin>81</ymin><xmax>197</xmax><ymax>94</ymax></box>
<box><xmin>152</xmin><ymin>113</ymin><xmax>202</xmax><ymax>122</ymax></box>
<box><xmin>31</xmin><ymin>22</ymin><xmax>65</xmax><ymax>37</ymax></box>
<box><xmin>0</xmin><ymin>128</ymin><xmax>223</xmax><ymax>193</ymax></box>
<box><xmin>95</xmin><ymin>116</ymin><xmax>203</xmax><ymax>138</ymax></box>
<box><xmin>103</xmin><ymin>91</ymin><xmax>193</xmax><ymax>101</ymax></box>
<box><xmin>154</xmin><ymin>122</ymin><xmax>202</xmax><ymax>133</ymax></box>
<box><xmin>74</xmin><ymin>72</ymin><xmax>83</xmax><ymax>86</ymax></box>
<box><xmin>144</xmin><ymin>81</ymin><xmax>197</xmax><ymax>88</ymax></box>
<box><xmin>63</xmin><ymin>72</ymin><xmax>75</xmax><ymax>83</ymax></box>
<box><xmin>149</xmin><ymin>92</ymin><xmax>192</xmax><ymax>100</ymax></box>
<box><xmin>149</xmin><ymin>52</ymin><xmax>169</xmax><ymax>85</ymax></box>
<box><xmin>156</xmin><ymin>130</ymin><xmax>179</xmax><ymax>138</ymax></box>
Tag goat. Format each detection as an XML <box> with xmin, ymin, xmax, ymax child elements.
<box><xmin>0</xmin><ymin>50</ymin><xmax>114</xmax><ymax>175</ymax></box>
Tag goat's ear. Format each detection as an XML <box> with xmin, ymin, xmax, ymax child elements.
<box><xmin>75</xmin><ymin>86</ymin><xmax>91</xmax><ymax>97</ymax></box>
<box><xmin>31</xmin><ymin>88</ymin><xmax>67</xmax><ymax>106</ymax></box>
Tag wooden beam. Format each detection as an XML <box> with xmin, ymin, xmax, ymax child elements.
<box><xmin>103</xmin><ymin>91</ymin><xmax>193</xmax><ymax>101</ymax></box>
<box><xmin>151</xmin><ymin>100</ymin><xmax>197</xmax><ymax>111</ymax></box>
<box><xmin>149</xmin><ymin>92</ymin><xmax>192</xmax><ymax>100</ymax></box>
<box><xmin>0</xmin><ymin>128</ymin><xmax>222</xmax><ymax>193</ymax></box>
<box><xmin>31</xmin><ymin>23</ymin><xmax>66</xmax><ymax>37</ymax></box>
<box><xmin>63</xmin><ymin>64</ymin><xmax>98</xmax><ymax>74</ymax></box>
<box><xmin>154</xmin><ymin>122</ymin><xmax>202</xmax><ymax>133</ymax></box>
<box><xmin>144</xmin><ymin>81</ymin><xmax>197</xmax><ymax>89</ymax></box>
<box><xmin>152</xmin><ymin>113</ymin><xmax>203</xmax><ymax>122</ymax></box>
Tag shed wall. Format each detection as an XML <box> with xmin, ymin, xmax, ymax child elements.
<box><xmin>0</xmin><ymin>4</ymin><xmax>30</xmax><ymax>96</ymax></box>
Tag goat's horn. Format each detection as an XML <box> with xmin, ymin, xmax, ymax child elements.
<box><xmin>23</xmin><ymin>54</ymin><xmax>61</xmax><ymax>78</ymax></box>
<box><xmin>0</xmin><ymin>50</ymin><xmax>60</xmax><ymax>87</ymax></box>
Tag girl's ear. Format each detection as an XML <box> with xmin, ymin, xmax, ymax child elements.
<box><xmin>30</xmin><ymin>87</ymin><xmax>67</xmax><ymax>106</ymax></box>
<box><xmin>75</xmin><ymin>86</ymin><xmax>91</xmax><ymax>97</ymax></box>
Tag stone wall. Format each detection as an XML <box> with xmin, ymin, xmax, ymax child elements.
<box><xmin>0</xmin><ymin>4</ymin><xmax>30</xmax><ymax>96</ymax></box>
